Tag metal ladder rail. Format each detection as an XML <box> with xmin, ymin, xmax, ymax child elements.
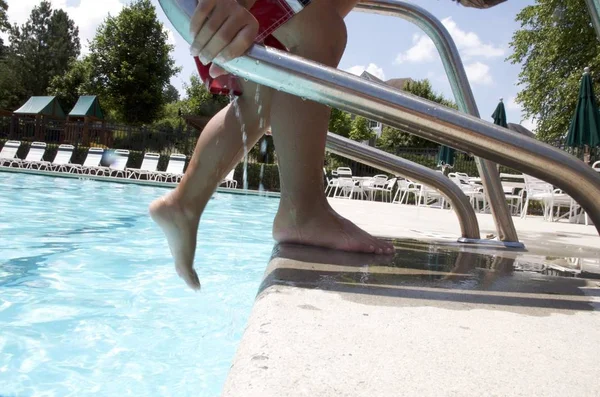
<box><xmin>221</xmin><ymin>46</ymin><xmax>600</xmax><ymax>236</ymax></box>
<box><xmin>355</xmin><ymin>0</ymin><xmax>518</xmax><ymax>244</ymax></box>
<box><xmin>326</xmin><ymin>132</ymin><xmax>481</xmax><ymax>241</ymax></box>
<box><xmin>585</xmin><ymin>0</ymin><xmax>600</xmax><ymax>39</ymax></box>
<box><xmin>159</xmin><ymin>0</ymin><xmax>483</xmax><ymax>242</ymax></box>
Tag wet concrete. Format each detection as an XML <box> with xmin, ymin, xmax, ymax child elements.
<box><xmin>223</xmin><ymin>241</ymin><xmax>600</xmax><ymax>397</ymax></box>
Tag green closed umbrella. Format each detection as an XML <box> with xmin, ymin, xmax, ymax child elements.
<box><xmin>492</xmin><ymin>98</ymin><xmax>508</xmax><ymax>128</ymax></box>
<box><xmin>566</xmin><ymin>67</ymin><xmax>600</xmax><ymax>149</ymax></box>
<box><xmin>438</xmin><ymin>145</ymin><xmax>455</xmax><ymax>169</ymax></box>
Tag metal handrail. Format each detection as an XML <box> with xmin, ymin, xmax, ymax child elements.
<box><xmin>355</xmin><ymin>0</ymin><xmax>519</xmax><ymax>244</ymax></box>
<box><xmin>584</xmin><ymin>0</ymin><xmax>600</xmax><ymax>39</ymax></box>
<box><xmin>223</xmin><ymin>47</ymin><xmax>600</xmax><ymax>236</ymax></box>
<box><xmin>326</xmin><ymin>133</ymin><xmax>480</xmax><ymax>239</ymax></box>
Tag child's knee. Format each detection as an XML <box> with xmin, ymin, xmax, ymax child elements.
<box><xmin>274</xmin><ymin>5</ymin><xmax>348</xmax><ymax>68</ymax></box>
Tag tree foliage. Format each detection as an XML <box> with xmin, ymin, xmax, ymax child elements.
<box><xmin>48</xmin><ymin>58</ymin><xmax>94</xmax><ymax>110</ymax></box>
<box><xmin>8</xmin><ymin>1</ymin><xmax>80</xmax><ymax>102</ymax></box>
<box><xmin>328</xmin><ymin>108</ymin><xmax>352</xmax><ymax>138</ymax></box>
<box><xmin>376</xmin><ymin>79</ymin><xmax>456</xmax><ymax>152</ymax></box>
<box><xmin>184</xmin><ymin>75</ymin><xmax>229</xmax><ymax>116</ymax></box>
<box><xmin>349</xmin><ymin>116</ymin><xmax>374</xmax><ymax>142</ymax></box>
<box><xmin>508</xmin><ymin>0</ymin><xmax>600</xmax><ymax>141</ymax></box>
<box><xmin>163</xmin><ymin>84</ymin><xmax>180</xmax><ymax>104</ymax></box>
<box><xmin>0</xmin><ymin>0</ymin><xmax>8</xmax><ymax>54</ymax></box>
<box><xmin>88</xmin><ymin>0</ymin><xmax>179</xmax><ymax>124</ymax></box>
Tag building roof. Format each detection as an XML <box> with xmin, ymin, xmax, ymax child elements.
<box><xmin>14</xmin><ymin>96</ymin><xmax>66</xmax><ymax>119</ymax></box>
<box><xmin>384</xmin><ymin>78</ymin><xmax>414</xmax><ymax>91</ymax></box>
<box><xmin>360</xmin><ymin>71</ymin><xmax>386</xmax><ymax>84</ymax></box>
<box><xmin>69</xmin><ymin>96</ymin><xmax>104</xmax><ymax>120</ymax></box>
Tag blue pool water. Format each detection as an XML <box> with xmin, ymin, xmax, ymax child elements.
<box><xmin>0</xmin><ymin>172</ymin><xmax>279</xmax><ymax>396</ymax></box>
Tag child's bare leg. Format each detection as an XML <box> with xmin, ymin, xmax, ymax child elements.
<box><xmin>150</xmin><ymin>80</ymin><xmax>272</xmax><ymax>289</ymax></box>
<box><xmin>270</xmin><ymin>1</ymin><xmax>394</xmax><ymax>254</ymax></box>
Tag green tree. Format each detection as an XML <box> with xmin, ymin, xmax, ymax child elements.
<box><xmin>349</xmin><ymin>116</ymin><xmax>374</xmax><ymax>142</ymax></box>
<box><xmin>48</xmin><ymin>57</ymin><xmax>94</xmax><ymax>110</ymax></box>
<box><xmin>509</xmin><ymin>0</ymin><xmax>599</xmax><ymax>141</ymax></box>
<box><xmin>184</xmin><ymin>75</ymin><xmax>229</xmax><ymax>116</ymax></box>
<box><xmin>376</xmin><ymin>79</ymin><xmax>456</xmax><ymax>152</ymax></box>
<box><xmin>328</xmin><ymin>108</ymin><xmax>352</xmax><ymax>138</ymax></box>
<box><xmin>88</xmin><ymin>0</ymin><xmax>179</xmax><ymax>124</ymax></box>
<box><xmin>163</xmin><ymin>84</ymin><xmax>180</xmax><ymax>103</ymax></box>
<box><xmin>0</xmin><ymin>0</ymin><xmax>9</xmax><ymax>55</ymax></box>
<box><xmin>8</xmin><ymin>1</ymin><xmax>80</xmax><ymax>100</ymax></box>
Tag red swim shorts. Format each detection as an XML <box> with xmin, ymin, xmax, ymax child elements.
<box><xmin>193</xmin><ymin>0</ymin><xmax>312</xmax><ymax>96</ymax></box>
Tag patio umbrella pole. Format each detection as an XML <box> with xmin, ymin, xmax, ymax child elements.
<box><xmin>584</xmin><ymin>0</ymin><xmax>600</xmax><ymax>40</ymax></box>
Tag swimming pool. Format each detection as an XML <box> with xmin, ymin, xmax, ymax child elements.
<box><xmin>0</xmin><ymin>172</ymin><xmax>279</xmax><ymax>396</ymax></box>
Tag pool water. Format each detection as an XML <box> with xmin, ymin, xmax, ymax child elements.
<box><xmin>0</xmin><ymin>173</ymin><xmax>279</xmax><ymax>396</ymax></box>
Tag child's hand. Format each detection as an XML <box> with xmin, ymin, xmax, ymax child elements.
<box><xmin>190</xmin><ymin>0</ymin><xmax>259</xmax><ymax>77</ymax></box>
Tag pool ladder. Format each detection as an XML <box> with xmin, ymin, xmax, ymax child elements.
<box><xmin>159</xmin><ymin>0</ymin><xmax>600</xmax><ymax>246</ymax></box>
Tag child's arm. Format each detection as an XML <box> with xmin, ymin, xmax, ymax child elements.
<box><xmin>190</xmin><ymin>0</ymin><xmax>259</xmax><ymax>66</ymax></box>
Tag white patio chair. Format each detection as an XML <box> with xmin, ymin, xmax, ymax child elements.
<box><xmin>449</xmin><ymin>173</ymin><xmax>485</xmax><ymax>212</ymax></box>
<box><xmin>40</xmin><ymin>144</ymin><xmax>75</xmax><ymax>172</ymax></box>
<box><xmin>16</xmin><ymin>142</ymin><xmax>46</xmax><ymax>169</ymax></box>
<box><xmin>69</xmin><ymin>147</ymin><xmax>105</xmax><ymax>175</ymax></box>
<box><xmin>363</xmin><ymin>174</ymin><xmax>388</xmax><ymax>201</ymax></box>
<box><xmin>153</xmin><ymin>153</ymin><xmax>187</xmax><ymax>183</ymax></box>
<box><xmin>521</xmin><ymin>175</ymin><xmax>554</xmax><ymax>220</ymax></box>
<box><xmin>392</xmin><ymin>178</ymin><xmax>420</xmax><ymax>205</ymax></box>
<box><xmin>324</xmin><ymin>168</ymin><xmax>338</xmax><ymax>196</ymax></box>
<box><xmin>127</xmin><ymin>152</ymin><xmax>160</xmax><ymax>180</ymax></box>
<box><xmin>0</xmin><ymin>140</ymin><xmax>21</xmax><ymax>167</ymax></box>
<box><xmin>97</xmin><ymin>149</ymin><xmax>129</xmax><ymax>178</ymax></box>
<box><xmin>332</xmin><ymin>175</ymin><xmax>358</xmax><ymax>199</ymax></box>
<box><xmin>418</xmin><ymin>183</ymin><xmax>445</xmax><ymax>208</ymax></box>
<box><xmin>369</xmin><ymin>177</ymin><xmax>397</xmax><ymax>203</ymax></box>
<box><xmin>221</xmin><ymin>169</ymin><xmax>238</xmax><ymax>188</ymax></box>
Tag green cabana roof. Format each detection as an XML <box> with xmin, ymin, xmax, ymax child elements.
<box><xmin>14</xmin><ymin>96</ymin><xmax>66</xmax><ymax>119</ymax></box>
<box><xmin>69</xmin><ymin>96</ymin><xmax>104</xmax><ymax>120</ymax></box>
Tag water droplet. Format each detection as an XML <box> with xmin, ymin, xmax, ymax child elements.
<box><xmin>244</xmin><ymin>78</ymin><xmax>249</xmax><ymax>82</ymax></box>
<box><xmin>255</xmin><ymin>60</ymin><xmax>260</xmax><ymax>65</ymax></box>
<box><xmin>301</xmin><ymin>97</ymin><xmax>307</xmax><ymax>101</ymax></box>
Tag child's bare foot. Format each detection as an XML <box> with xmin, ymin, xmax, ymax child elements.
<box><xmin>149</xmin><ymin>195</ymin><xmax>201</xmax><ymax>290</ymax></box>
<box><xmin>273</xmin><ymin>201</ymin><xmax>394</xmax><ymax>254</ymax></box>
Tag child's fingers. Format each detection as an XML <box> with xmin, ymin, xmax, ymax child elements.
<box><xmin>189</xmin><ymin>0</ymin><xmax>216</xmax><ymax>37</ymax></box>
<box><xmin>200</xmin><ymin>15</ymin><xmax>248</xmax><ymax>63</ymax></box>
<box><xmin>190</xmin><ymin>3</ymin><xmax>229</xmax><ymax>59</ymax></box>
<box><xmin>217</xmin><ymin>23</ymin><xmax>259</xmax><ymax>62</ymax></box>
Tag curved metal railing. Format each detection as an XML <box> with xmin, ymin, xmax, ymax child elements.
<box><xmin>355</xmin><ymin>0</ymin><xmax>518</xmax><ymax>243</ymax></box>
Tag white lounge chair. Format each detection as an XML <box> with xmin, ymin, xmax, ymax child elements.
<box><xmin>69</xmin><ymin>147</ymin><xmax>105</xmax><ymax>175</ymax></box>
<box><xmin>521</xmin><ymin>175</ymin><xmax>554</xmax><ymax>220</ymax></box>
<box><xmin>153</xmin><ymin>153</ymin><xmax>186</xmax><ymax>183</ymax></box>
<box><xmin>93</xmin><ymin>149</ymin><xmax>129</xmax><ymax>178</ymax></box>
<box><xmin>0</xmin><ymin>140</ymin><xmax>21</xmax><ymax>167</ymax></box>
<box><xmin>221</xmin><ymin>169</ymin><xmax>238</xmax><ymax>188</ymax></box>
<box><xmin>127</xmin><ymin>152</ymin><xmax>160</xmax><ymax>180</ymax></box>
<box><xmin>16</xmin><ymin>141</ymin><xmax>46</xmax><ymax>169</ymax></box>
<box><xmin>28</xmin><ymin>144</ymin><xmax>75</xmax><ymax>172</ymax></box>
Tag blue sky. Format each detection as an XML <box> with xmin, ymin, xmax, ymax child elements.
<box><xmin>4</xmin><ymin>0</ymin><xmax>537</xmax><ymax>129</ymax></box>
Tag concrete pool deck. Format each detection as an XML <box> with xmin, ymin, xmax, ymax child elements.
<box><xmin>223</xmin><ymin>199</ymin><xmax>600</xmax><ymax>397</ymax></box>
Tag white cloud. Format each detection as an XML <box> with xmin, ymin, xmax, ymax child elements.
<box><xmin>395</xmin><ymin>33</ymin><xmax>435</xmax><ymax>64</ymax></box>
<box><xmin>395</xmin><ymin>17</ymin><xmax>505</xmax><ymax>65</ymax></box>
<box><xmin>521</xmin><ymin>117</ymin><xmax>538</xmax><ymax>133</ymax></box>
<box><xmin>5</xmin><ymin>0</ymin><xmax>124</xmax><ymax>54</ymax></box>
<box><xmin>441</xmin><ymin>17</ymin><xmax>505</xmax><ymax>60</ymax></box>
<box><xmin>464</xmin><ymin>62</ymin><xmax>493</xmax><ymax>85</ymax></box>
<box><xmin>346</xmin><ymin>63</ymin><xmax>386</xmax><ymax>80</ymax></box>
<box><xmin>165</xmin><ymin>27</ymin><xmax>176</xmax><ymax>46</ymax></box>
<box><xmin>506</xmin><ymin>96</ymin><xmax>521</xmax><ymax>111</ymax></box>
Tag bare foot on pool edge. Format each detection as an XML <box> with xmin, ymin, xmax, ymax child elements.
<box><xmin>149</xmin><ymin>195</ymin><xmax>201</xmax><ymax>290</ymax></box>
<box><xmin>273</xmin><ymin>202</ymin><xmax>394</xmax><ymax>255</ymax></box>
